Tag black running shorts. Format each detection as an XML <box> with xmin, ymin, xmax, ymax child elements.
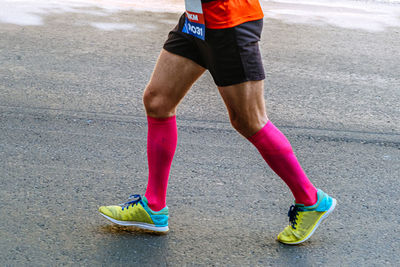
<box><xmin>163</xmin><ymin>14</ymin><xmax>265</xmax><ymax>87</ymax></box>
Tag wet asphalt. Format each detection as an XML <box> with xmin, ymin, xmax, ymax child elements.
<box><xmin>1</xmin><ymin>8</ymin><xmax>399</xmax><ymax>266</ymax></box>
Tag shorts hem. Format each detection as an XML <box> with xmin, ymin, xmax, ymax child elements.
<box><xmin>215</xmin><ymin>76</ymin><xmax>265</xmax><ymax>87</ymax></box>
<box><xmin>163</xmin><ymin>45</ymin><xmax>207</xmax><ymax>69</ymax></box>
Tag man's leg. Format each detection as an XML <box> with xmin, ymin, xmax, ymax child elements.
<box><xmin>218</xmin><ymin>80</ymin><xmax>336</xmax><ymax>244</ymax></box>
<box><xmin>143</xmin><ymin>49</ymin><xmax>205</xmax><ymax>211</ymax></box>
<box><xmin>98</xmin><ymin>50</ymin><xmax>205</xmax><ymax>231</ymax></box>
<box><xmin>218</xmin><ymin>80</ymin><xmax>317</xmax><ymax>206</ymax></box>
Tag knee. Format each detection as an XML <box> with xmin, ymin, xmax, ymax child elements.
<box><xmin>142</xmin><ymin>85</ymin><xmax>157</xmax><ymax>112</ymax></box>
<box><xmin>230</xmin><ymin>115</ymin><xmax>252</xmax><ymax>135</ymax></box>
<box><xmin>143</xmin><ymin>85</ymin><xmax>175</xmax><ymax>117</ymax></box>
<box><xmin>229</xmin><ymin>112</ymin><xmax>268</xmax><ymax>138</ymax></box>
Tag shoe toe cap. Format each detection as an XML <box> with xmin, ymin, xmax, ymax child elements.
<box><xmin>277</xmin><ymin>227</ymin><xmax>299</xmax><ymax>244</ymax></box>
<box><xmin>99</xmin><ymin>206</ymin><xmax>114</xmax><ymax>217</ymax></box>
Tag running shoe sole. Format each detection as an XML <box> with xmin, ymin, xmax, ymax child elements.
<box><xmin>281</xmin><ymin>198</ymin><xmax>337</xmax><ymax>245</ymax></box>
<box><xmin>99</xmin><ymin>212</ymin><xmax>169</xmax><ymax>232</ymax></box>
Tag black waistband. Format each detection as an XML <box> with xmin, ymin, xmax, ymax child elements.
<box><xmin>201</xmin><ymin>0</ymin><xmax>217</xmax><ymax>3</ymax></box>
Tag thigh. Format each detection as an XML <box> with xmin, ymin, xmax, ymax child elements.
<box><xmin>218</xmin><ymin>80</ymin><xmax>268</xmax><ymax>136</ymax></box>
<box><xmin>145</xmin><ymin>49</ymin><xmax>206</xmax><ymax>116</ymax></box>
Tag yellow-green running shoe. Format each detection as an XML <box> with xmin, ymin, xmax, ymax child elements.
<box><xmin>99</xmin><ymin>195</ymin><xmax>169</xmax><ymax>232</ymax></box>
<box><xmin>277</xmin><ymin>189</ymin><xmax>336</xmax><ymax>245</ymax></box>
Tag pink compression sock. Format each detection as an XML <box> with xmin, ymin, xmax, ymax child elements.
<box><xmin>144</xmin><ymin>116</ymin><xmax>177</xmax><ymax>211</ymax></box>
<box><xmin>248</xmin><ymin>121</ymin><xmax>317</xmax><ymax>206</ymax></box>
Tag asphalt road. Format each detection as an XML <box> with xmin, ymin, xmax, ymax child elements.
<box><xmin>1</xmin><ymin>8</ymin><xmax>399</xmax><ymax>266</ymax></box>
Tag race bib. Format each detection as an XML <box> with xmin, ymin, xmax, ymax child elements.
<box><xmin>182</xmin><ymin>0</ymin><xmax>205</xmax><ymax>40</ymax></box>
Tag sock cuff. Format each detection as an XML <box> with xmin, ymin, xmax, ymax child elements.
<box><xmin>247</xmin><ymin>120</ymin><xmax>271</xmax><ymax>144</ymax></box>
<box><xmin>247</xmin><ymin>120</ymin><xmax>293</xmax><ymax>155</ymax></box>
<box><xmin>147</xmin><ymin>115</ymin><xmax>176</xmax><ymax>124</ymax></box>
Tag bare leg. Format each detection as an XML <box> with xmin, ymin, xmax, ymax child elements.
<box><xmin>217</xmin><ymin>80</ymin><xmax>268</xmax><ymax>137</ymax></box>
<box><xmin>143</xmin><ymin>49</ymin><xmax>205</xmax><ymax>117</ymax></box>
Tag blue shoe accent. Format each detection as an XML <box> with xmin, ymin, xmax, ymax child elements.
<box><xmin>142</xmin><ymin>196</ymin><xmax>169</xmax><ymax>227</ymax></box>
<box><xmin>298</xmin><ymin>189</ymin><xmax>334</xmax><ymax>212</ymax></box>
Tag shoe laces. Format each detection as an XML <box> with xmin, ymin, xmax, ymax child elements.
<box><xmin>288</xmin><ymin>205</ymin><xmax>301</xmax><ymax>229</ymax></box>
<box><xmin>121</xmin><ymin>194</ymin><xmax>143</xmax><ymax>211</ymax></box>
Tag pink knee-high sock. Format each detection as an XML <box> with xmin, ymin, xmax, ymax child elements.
<box><xmin>248</xmin><ymin>121</ymin><xmax>317</xmax><ymax>206</ymax></box>
<box><xmin>144</xmin><ymin>116</ymin><xmax>177</xmax><ymax>211</ymax></box>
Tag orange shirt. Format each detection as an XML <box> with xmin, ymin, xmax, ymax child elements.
<box><xmin>202</xmin><ymin>0</ymin><xmax>264</xmax><ymax>29</ymax></box>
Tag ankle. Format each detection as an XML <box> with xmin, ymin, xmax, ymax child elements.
<box><xmin>144</xmin><ymin>195</ymin><xmax>165</xmax><ymax>212</ymax></box>
<box><xmin>296</xmin><ymin>189</ymin><xmax>318</xmax><ymax>206</ymax></box>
